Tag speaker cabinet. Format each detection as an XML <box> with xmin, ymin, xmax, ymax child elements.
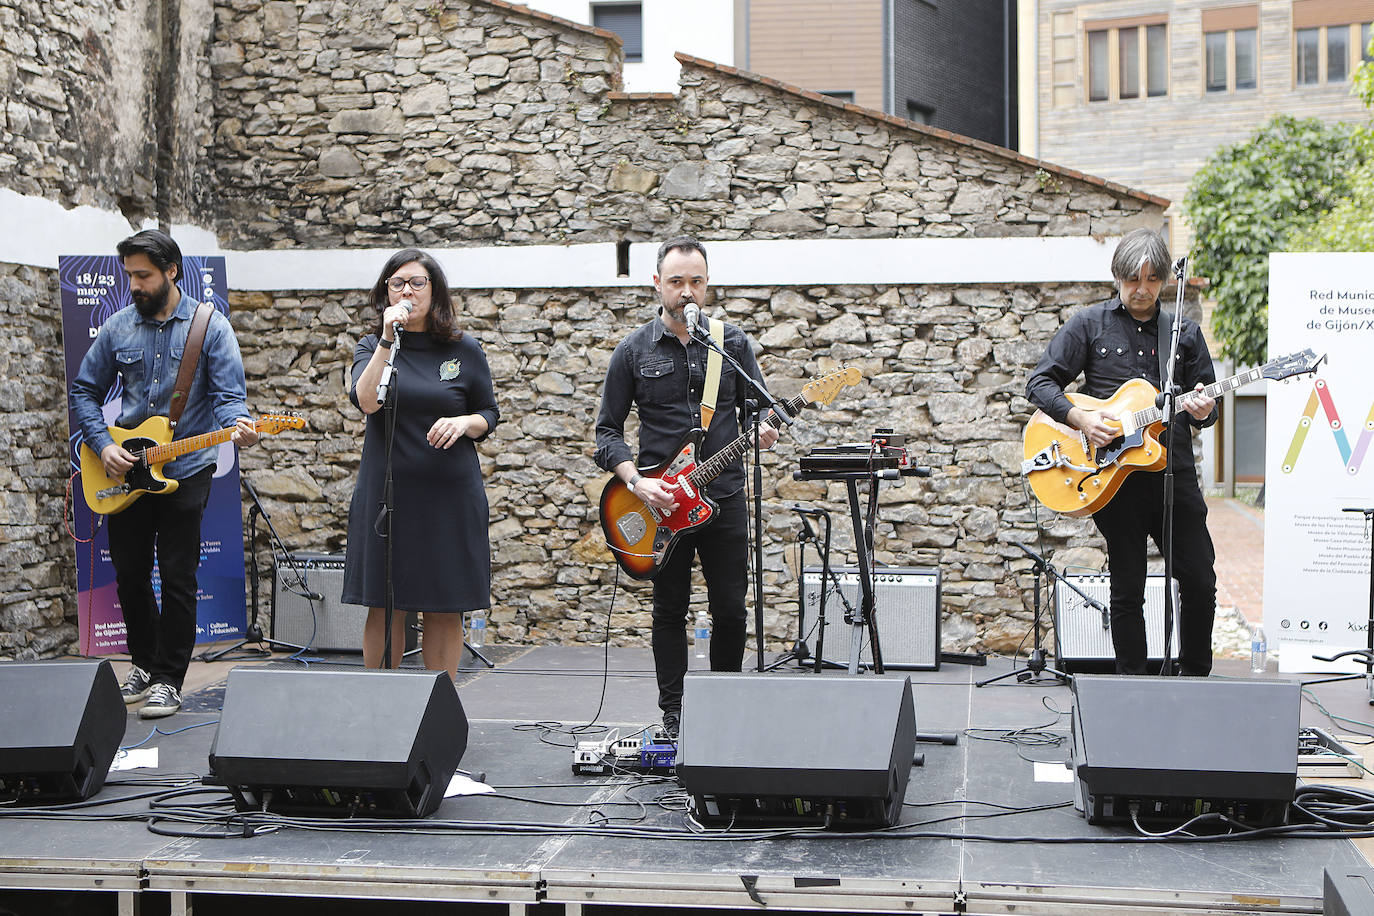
<box><xmin>800</xmin><ymin>566</ymin><xmax>941</xmax><ymax>670</ymax></box>
<box><xmin>677</xmin><ymin>672</ymin><xmax>916</xmax><ymax>827</ymax></box>
<box><xmin>1326</xmin><ymin>867</ymin><xmax>1374</xmax><ymax>916</ymax></box>
<box><xmin>271</xmin><ymin>552</ymin><xmax>416</xmax><ymax>653</ymax></box>
<box><xmin>1054</xmin><ymin>573</ymin><xmax>1180</xmax><ymax>674</ymax></box>
<box><xmin>1071</xmin><ymin>675</ymin><xmax>1299</xmax><ymax>827</ymax></box>
<box><xmin>0</xmin><ymin>660</ymin><xmax>125</xmax><ymax>803</ymax></box>
<box><xmin>208</xmin><ymin>667</ymin><xmax>466</xmax><ymax>818</ymax></box>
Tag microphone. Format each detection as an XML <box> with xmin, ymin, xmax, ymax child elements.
<box><xmin>682</xmin><ymin>301</ymin><xmax>701</xmax><ymax>333</ymax></box>
<box><xmin>393</xmin><ymin>299</ymin><xmax>414</xmax><ymax>338</ymax></box>
<box><xmin>1172</xmin><ymin>255</ymin><xmax>1187</xmax><ymax>277</ymax></box>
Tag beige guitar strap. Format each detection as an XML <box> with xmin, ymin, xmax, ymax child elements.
<box><xmin>168</xmin><ymin>302</ymin><xmax>214</xmax><ymax>430</ymax></box>
<box><xmin>699</xmin><ymin>317</ymin><xmax>726</xmax><ymax>429</ymax></box>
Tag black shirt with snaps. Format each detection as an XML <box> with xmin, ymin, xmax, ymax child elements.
<box><xmin>1026</xmin><ymin>296</ymin><xmax>1217</xmax><ymax>469</ymax></box>
<box><xmin>595</xmin><ymin>310</ymin><xmax>770</xmax><ymax>498</ymax></box>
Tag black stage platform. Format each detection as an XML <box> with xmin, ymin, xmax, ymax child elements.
<box><xmin>2</xmin><ymin>646</ymin><xmax>1370</xmax><ymax>915</ymax></box>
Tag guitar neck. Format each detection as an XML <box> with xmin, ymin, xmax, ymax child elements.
<box><xmin>144</xmin><ymin>424</ymin><xmax>241</xmax><ymax>464</ymax></box>
<box><xmin>1131</xmin><ymin>365</ymin><xmax>1267</xmax><ymax>429</ymax></box>
<box><xmin>689</xmin><ymin>394</ymin><xmax>804</xmax><ymax>486</ymax></box>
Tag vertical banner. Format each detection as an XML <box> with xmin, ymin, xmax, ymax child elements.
<box><xmin>1266</xmin><ymin>253</ymin><xmax>1374</xmax><ymax>672</ymax></box>
<box><xmin>60</xmin><ymin>254</ymin><xmax>247</xmax><ymax>655</ymax></box>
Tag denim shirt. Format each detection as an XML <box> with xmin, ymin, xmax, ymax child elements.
<box><xmin>69</xmin><ymin>294</ymin><xmax>250</xmax><ymax>480</ymax></box>
<box><xmin>595</xmin><ymin>311</ymin><xmax>769</xmax><ymax>499</ymax></box>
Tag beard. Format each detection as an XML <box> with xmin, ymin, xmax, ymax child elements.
<box><xmin>131</xmin><ymin>278</ymin><xmax>172</xmax><ymax>318</ymax></box>
<box><xmin>662</xmin><ymin>293</ymin><xmax>694</xmax><ymax>323</ymax></box>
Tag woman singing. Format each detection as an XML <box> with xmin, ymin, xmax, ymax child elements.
<box><xmin>342</xmin><ymin>249</ymin><xmax>500</xmax><ymax>680</ymax></box>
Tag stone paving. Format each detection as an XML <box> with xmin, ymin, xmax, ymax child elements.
<box><xmin>1207</xmin><ymin>495</ymin><xmax>1265</xmax><ymax>659</ymax></box>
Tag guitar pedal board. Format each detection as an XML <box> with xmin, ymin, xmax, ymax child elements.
<box><xmin>572</xmin><ymin>729</ymin><xmax>677</xmax><ymax>776</ymax></box>
<box><xmin>1298</xmin><ymin>727</ymin><xmax>1365</xmax><ymax>779</ymax></box>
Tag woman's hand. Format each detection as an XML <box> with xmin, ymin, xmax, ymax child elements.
<box><xmin>427</xmin><ymin>415</ymin><xmax>472</xmax><ymax>449</ymax></box>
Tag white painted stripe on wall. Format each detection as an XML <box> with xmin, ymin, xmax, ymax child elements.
<box><xmin>2</xmin><ymin>188</ymin><xmax>1119</xmax><ymax>289</ymax></box>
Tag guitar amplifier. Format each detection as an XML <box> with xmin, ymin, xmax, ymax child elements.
<box><xmin>1054</xmin><ymin>573</ymin><xmax>1180</xmax><ymax>674</ymax></box>
<box><xmin>271</xmin><ymin>553</ymin><xmax>416</xmax><ymax>653</ymax></box>
<box><xmin>799</xmin><ymin>566</ymin><xmax>941</xmax><ymax>670</ymax></box>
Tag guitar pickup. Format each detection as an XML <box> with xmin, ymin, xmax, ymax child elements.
<box><xmin>95</xmin><ymin>484</ymin><xmax>131</xmax><ymax>499</ymax></box>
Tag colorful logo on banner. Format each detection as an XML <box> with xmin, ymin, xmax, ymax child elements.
<box><xmin>1281</xmin><ymin>378</ymin><xmax>1374</xmax><ymax>476</ymax></box>
<box><xmin>59</xmin><ymin>254</ymin><xmax>247</xmax><ymax>655</ymax></box>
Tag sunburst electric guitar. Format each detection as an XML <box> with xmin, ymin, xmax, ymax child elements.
<box><xmin>1022</xmin><ymin>349</ymin><xmax>1322</xmax><ymax>517</ymax></box>
<box><xmin>79</xmin><ymin>413</ymin><xmax>306</xmax><ymax>515</ymax></box>
<box><xmin>600</xmin><ymin>367</ymin><xmax>863</xmax><ymax>580</ymax></box>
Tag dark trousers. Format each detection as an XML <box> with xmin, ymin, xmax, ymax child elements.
<box><xmin>1091</xmin><ymin>470</ymin><xmax>1217</xmax><ymax>676</ymax></box>
<box><xmin>107</xmin><ymin>467</ymin><xmax>214</xmax><ymax>690</ymax></box>
<box><xmin>650</xmin><ymin>492</ymin><xmax>749</xmax><ymax>715</ymax></box>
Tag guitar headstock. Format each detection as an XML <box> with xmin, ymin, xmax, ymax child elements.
<box><xmin>1263</xmin><ymin>348</ymin><xmax>1325</xmax><ymax>382</ymax></box>
<box><xmin>255</xmin><ymin>412</ymin><xmax>307</xmax><ymax>435</ymax></box>
<box><xmin>800</xmin><ymin>367</ymin><xmax>864</xmax><ymax>407</ymax></box>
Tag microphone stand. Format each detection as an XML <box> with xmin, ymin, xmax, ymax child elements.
<box><xmin>977</xmin><ymin>541</ymin><xmax>1076</xmax><ymax>686</ymax></box>
<box><xmin>685</xmin><ymin>317</ymin><xmax>794</xmax><ymax>672</ymax></box>
<box><xmin>375</xmin><ymin>326</ymin><xmax>403</xmax><ymax>670</ymax></box>
<box><xmin>1154</xmin><ymin>257</ymin><xmax>1189</xmax><ymax>676</ymax></box>
<box><xmin>200</xmin><ymin>475</ymin><xmax>311</xmax><ymax>661</ymax></box>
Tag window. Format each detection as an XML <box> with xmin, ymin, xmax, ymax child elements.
<box><xmin>1328</xmin><ymin>26</ymin><xmax>1349</xmax><ymax>81</ymax></box>
<box><xmin>821</xmin><ymin>90</ymin><xmax>856</xmax><ymax>103</ymax></box>
<box><xmin>1235</xmin><ymin>28</ymin><xmax>1257</xmax><ymax>88</ymax></box>
<box><xmin>1205</xmin><ymin>32</ymin><xmax>1228</xmax><ymax>91</ymax></box>
<box><xmin>1085</xmin><ymin>17</ymin><xmax>1168</xmax><ymax>102</ymax></box>
<box><xmin>592</xmin><ymin>2</ymin><xmax>643</xmax><ymax>63</ymax></box>
<box><xmin>905</xmin><ymin>100</ymin><xmax>934</xmax><ymax>124</ymax></box>
<box><xmin>1296</xmin><ymin>27</ymin><xmax>1321</xmax><ymax>84</ymax></box>
<box><xmin>1363</xmin><ymin>23</ymin><xmax>1372</xmax><ymax>62</ymax></box>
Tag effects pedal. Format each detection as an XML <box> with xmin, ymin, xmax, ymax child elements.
<box><xmin>572</xmin><ymin>729</ymin><xmax>677</xmax><ymax>775</ymax></box>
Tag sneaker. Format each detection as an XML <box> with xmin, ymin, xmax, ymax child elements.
<box><xmin>120</xmin><ymin>666</ymin><xmax>153</xmax><ymax>705</ymax></box>
<box><xmin>662</xmin><ymin>710</ymin><xmax>680</xmax><ymax>740</ymax></box>
<box><xmin>139</xmin><ymin>683</ymin><xmax>181</xmax><ymax>719</ymax></box>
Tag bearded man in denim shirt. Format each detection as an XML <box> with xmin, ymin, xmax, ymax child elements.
<box><xmin>70</xmin><ymin>230</ymin><xmax>257</xmax><ymax>718</ymax></box>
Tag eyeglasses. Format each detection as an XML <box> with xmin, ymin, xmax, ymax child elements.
<box><xmin>387</xmin><ymin>276</ymin><xmax>429</xmax><ymax>291</ymax></box>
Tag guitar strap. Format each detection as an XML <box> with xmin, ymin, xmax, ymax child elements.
<box><xmin>698</xmin><ymin>317</ymin><xmax>726</xmax><ymax>429</ymax></box>
<box><xmin>168</xmin><ymin>302</ymin><xmax>214</xmax><ymax>430</ymax></box>
<box><xmin>1156</xmin><ymin>308</ymin><xmax>1176</xmax><ymax>395</ymax></box>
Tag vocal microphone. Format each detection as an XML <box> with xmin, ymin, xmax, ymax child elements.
<box><xmin>682</xmin><ymin>301</ymin><xmax>701</xmax><ymax>333</ymax></box>
<box><xmin>393</xmin><ymin>298</ymin><xmax>414</xmax><ymax>338</ymax></box>
<box><xmin>1172</xmin><ymin>255</ymin><xmax>1187</xmax><ymax>276</ymax></box>
<box><xmin>788</xmin><ymin>504</ymin><xmax>827</xmax><ymax>517</ymax></box>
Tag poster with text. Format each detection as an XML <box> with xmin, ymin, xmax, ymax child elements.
<box><xmin>60</xmin><ymin>254</ymin><xmax>247</xmax><ymax>655</ymax></box>
<box><xmin>1266</xmin><ymin>253</ymin><xmax>1374</xmax><ymax>672</ymax></box>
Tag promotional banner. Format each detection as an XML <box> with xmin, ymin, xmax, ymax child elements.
<box><xmin>60</xmin><ymin>254</ymin><xmax>247</xmax><ymax>655</ymax></box>
<box><xmin>1266</xmin><ymin>253</ymin><xmax>1374</xmax><ymax>672</ymax></box>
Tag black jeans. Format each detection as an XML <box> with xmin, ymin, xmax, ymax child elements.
<box><xmin>107</xmin><ymin>466</ymin><xmax>214</xmax><ymax>690</ymax></box>
<box><xmin>1091</xmin><ymin>470</ymin><xmax>1217</xmax><ymax>676</ymax></box>
<box><xmin>651</xmin><ymin>491</ymin><xmax>749</xmax><ymax>715</ymax></box>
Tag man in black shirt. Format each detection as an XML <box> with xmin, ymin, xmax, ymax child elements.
<box><xmin>595</xmin><ymin>236</ymin><xmax>779</xmax><ymax>735</ymax></box>
<box><xmin>1026</xmin><ymin>229</ymin><xmax>1219</xmax><ymax>675</ymax></box>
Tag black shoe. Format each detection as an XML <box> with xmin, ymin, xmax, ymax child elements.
<box><xmin>662</xmin><ymin>711</ymin><xmax>680</xmax><ymax>740</ymax></box>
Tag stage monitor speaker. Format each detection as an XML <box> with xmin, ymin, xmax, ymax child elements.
<box><xmin>0</xmin><ymin>660</ymin><xmax>125</xmax><ymax>803</ymax></box>
<box><xmin>208</xmin><ymin>667</ymin><xmax>466</xmax><ymax>818</ymax></box>
<box><xmin>1071</xmin><ymin>674</ymin><xmax>1299</xmax><ymax>827</ymax></box>
<box><xmin>271</xmin><ymin>552</ymin><xmax>416</xmax><ymax>653</ymax></box>
<box><xmin>1326</xmin><ymin>867</ymin><xmax>1374</xmax><ymax>916</ymax></box>
<box><xmin>677</xmin><ymin>672</ymin><xmax>916</xmax><ymax>827</ymax></box>
<box><xmin>800</xmin><ymin>566</ymin><xmax>940</xmax><ymax>670</ymax></box>
<box><xmin>1054</xmin><ymin>573</ymin><xmax>1180</xmax><ymax>674</ymax></box>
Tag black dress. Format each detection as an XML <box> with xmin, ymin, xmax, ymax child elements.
<box><xmin>342</xmin><ymin>331</ymin><xmax>500</xmax><ymax>613</ymax></box>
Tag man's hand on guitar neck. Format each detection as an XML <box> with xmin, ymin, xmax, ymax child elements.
<box><xmin>230</xmin><ymin>416</ymin><xmax>260</xmax><ymax>448</ymax></box>
<box><xmin>99</xmin><ymin>443</ymin><xmax>137</xmax><ymax>481</ymax></box>
<box><xmin>1066</xmin><ymin>407</ymin><xmax>1121</xmax><ymax>449</ymax></box>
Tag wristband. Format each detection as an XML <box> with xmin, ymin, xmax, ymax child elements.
<box><xmin>628</xmin><ymin>472</ymin><xmax>644</xmax><ymax>490</ymax></box>
<box><xmin>377</xmin><ymin>336</ymin><xmax>394</xmax><ymax>349</ymax></box>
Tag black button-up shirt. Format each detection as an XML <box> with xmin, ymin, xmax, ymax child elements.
<box><xmin>595</xmin><ymin>311</ymin><xmax>769</xmax><ymax>498</ymax></box>
<box><xmin>1025</xmin><ymin>297</ymin><xmax>1217</xmax><ymax>469</ymax></box>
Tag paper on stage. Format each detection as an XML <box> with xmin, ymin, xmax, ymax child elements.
<box><xmin>444</xmin><ymin>771</ymin><xmax>495</xmax><ymax>797</ymax></box>
<box><xmin>1033</xmin><ymin>761</ymin><xmax>1074</xmax><ymax>783</ymax></box>
<box><xmin>110</xmin><ymin>747</ymin><xmax>159</xmax><ymax>771</ymax></box>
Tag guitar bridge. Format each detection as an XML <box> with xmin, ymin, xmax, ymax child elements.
<box><xmin>1022</xmin><ymin>441</ymin><xmax>1096</xmax><ymax>476</ymax></box>
<box><xmin>95</xmin><ymin>484</ymin><xmax>130</xmax><ymax>499</ymax></box>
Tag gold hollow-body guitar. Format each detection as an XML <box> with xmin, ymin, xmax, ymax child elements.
<box><xmin>79</xmin><ymin>413</ymin><xmax>305</xmax><ymax>515</ymax></box>
<box><xmin>1022</xmin><ymin>349</ymin><xmax>1321</xmax><ymax>517</ymax></box>
<box><xmin>600</xmin><ymin>367</ymin><xmax>863</xmax><ymax>580</ymax></box>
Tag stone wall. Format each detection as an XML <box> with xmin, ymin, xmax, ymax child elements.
<box><xmin>1</xmin><ymin>0</ymin><xmax>1187</xmax><ymax>658</ymax></box>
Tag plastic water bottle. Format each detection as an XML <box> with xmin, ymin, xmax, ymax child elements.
<box><xmin>693</xmin><ymin>609</ymin><xmax>710</xmax><ymax>660</ymax></box>
<box><xmin>1250</xmin><ymin>624</ymin><xmax>1267</xmax><ymax>675</ymax></box>
<box><xmin>470</xmin><ymin>609</ymin><xmax>487</xmax><ymax>648</ymax></box>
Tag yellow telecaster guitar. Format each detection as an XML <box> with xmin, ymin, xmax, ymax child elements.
<box><xmin>1021</xmin><ymin>349</ymin><xmax>1321</xmax><ymax>516</ymax></box>
<box><xmin>79</xmin><ymin>413</ymin><xmax>305</xmax><ymax>515</ymax></box>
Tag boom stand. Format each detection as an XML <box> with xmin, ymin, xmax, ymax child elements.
<box><xmin>765</xmin><ymin>506</ymin><xmax>849</xmax><ymax>671</ymax></box>
<box><xmin>200</xmin><ymin>476</ymin><xmax>311</xmax><ymax>661</ymax></box>
<box><xmin>977</xmin><ymin>540</ymin><xmax>1075</xmax><ymax>686</ymax></box>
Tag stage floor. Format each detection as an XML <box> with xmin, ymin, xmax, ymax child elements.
<box><xmin>2</xmin><ymin>646</ymin><xmax>1371</xmax><ymax>915</ymax></box>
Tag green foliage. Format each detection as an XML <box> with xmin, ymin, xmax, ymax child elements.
<box><xmin>1184</xmin><ymin>115</ymin><xmax>1366</xmax><ymax>366</ymax></box>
